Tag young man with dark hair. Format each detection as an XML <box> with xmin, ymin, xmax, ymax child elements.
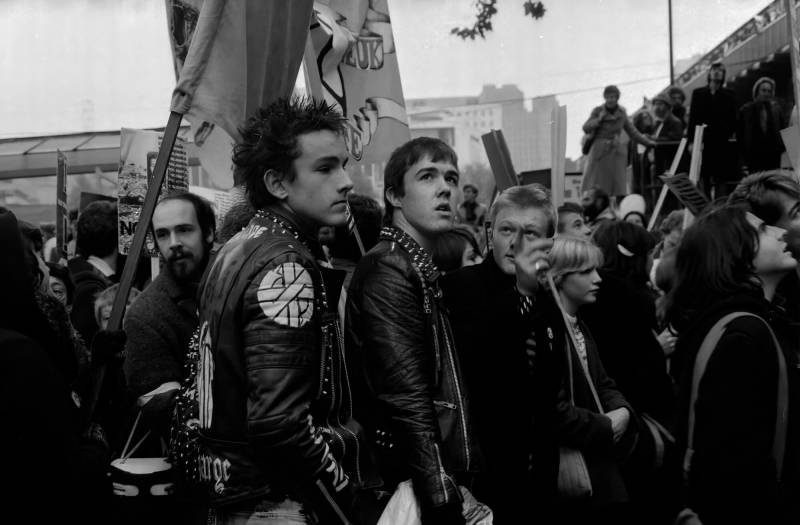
<box><xmin>441</xmin><ymin>184</ymin><xmax>563</xmax><ymax>523</ymax></box>
<box><xmin>730</xmin><ymin>170</ymin><xmax>800</xmax><ymax>319</ymax></box>
<box><xmin>346</xmin><ymin>137</ymin><xmax>483</xmax><ymax>525</ymax></box>
<box><xmin>69</xmin><ymin>200</ymin><xmax>119</xmax><ymax>344</ymax></box>
<box><xmin>196</xmin><ymin>97</ymin><xmax>377</xmax><ymax>524</ymax></box>
<box><xmin>124</xmin><ymin>192</ymin><xmax>216</xmax><ymax>438</ymax></box>
<box><xmin>557</xmin><ymin>201</ymin><xmax>591</xmax><ymax>238</ymax></box>
<box><xmin>457</xmin><ymin>183</ymin><xmax>487</xmax><ymax>229</ymax></box>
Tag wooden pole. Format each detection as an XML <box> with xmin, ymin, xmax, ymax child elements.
<box><xmin>86</xmin><ymin>111</ymin><xmax>183</xmax><ymax>421</ymax></box>
<box><xmin>683</xmin><ymin>125</ymin><xmax>705</xmax><ymax>231</ymax></box>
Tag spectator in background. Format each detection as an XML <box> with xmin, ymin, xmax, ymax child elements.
<box><xmin>651</xmin><ymin>93</ymin><xmax>685</xmax><ymax>177</ymax></box>
<box><xmin>581</xmin><ymin>220</ymin><xmax>677</xmax><ymax>523</ymax></box>
<box><xmin>47</xmin><ymin>261</ymin><xmax>74</xmax><ymax>309</ymax></box>
<box><xmin>687</xmin><ymin>62</ymin><xmax>739</xmax><ymax>199</ymax></box>
<box><xmin>216</xmin><ymin>199</ymin><xmax>256</xmax><ymax>244</ymax></box>
<box><xmin>737</xmin><ymin>77</ymin><xmax>787</xmax><ymax>174</ymax></box>
<box><xmin>68</xmin><ymin>201</ymin><xmax>118</xmax><ymax>345</ymax></box>
<box><xmin>619</xmin><ymin>194</ymin><xmax>648</xmax><ymax>229</ymax></box>
<box><xmin>557</xmin><ymin>202</ymin><xmax>591</xmax><ymax>238</ymax></box>
<box><xmin>668</xmin><ymin>86</ymin><xmax>688</xmax><ymax>127</ymax></box>
<box><xmin>432</xmin><ymin>224</ymin><xmax>483</xmax><ymax>273</ymax></box>
<box><xmin>581</xmin><ymin>85</ymin><xmax>656</xmax><ymax>202</ymax></box>
<box><xmin>329</xmin><ymin>193</ymin><xmax>382</xmax><ymax>289</ymax></box>
<box><xmin>666</xmin><ymin>205</ymin><xmax>798</xmax><ymax>524</ymax></box>
<box><xmin>457</xmin><ymin>183</ymin><xmax>488</xmax><ymax>229</ymax></box>
<box><xmin>0</xmin><ymin>206</ymin><xmax>83</xmax><ymax>521</ymax></box>
<box><xmin>124</xmin><ymin>192</ymin><xmax>215</xmax><ymax>445</ymax></box>
<box><xmin>582</xmin><ymin>186</ymin><xmax>616</xmax><ymax>232</ymax></box>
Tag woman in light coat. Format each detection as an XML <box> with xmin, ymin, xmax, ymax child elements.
<box><xmin>582</xmin><ymin>85</ymin><xmax>656</xmax><ymax>201</ymax></box>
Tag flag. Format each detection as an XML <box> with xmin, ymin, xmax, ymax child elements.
<box><xmin>166</xmin><ymin>0</ymin><xmax>314</xmax><ymax>185</ymax></box>
<box><xmin>168</xmin><ymin>0</ymin><xmax>313</xmax><ymax>142</ymax></box>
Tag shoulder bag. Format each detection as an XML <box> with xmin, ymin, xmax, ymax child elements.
<box><xmin>674</xmin><ymin>312</ymin><xmax>789</xmax><ymax>525</ymax></box>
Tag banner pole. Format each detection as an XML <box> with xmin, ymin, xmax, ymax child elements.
<box><xmin>87</xmin><ymin>111</ymin><xmax>183</xmax><ymax>421</ymax></box>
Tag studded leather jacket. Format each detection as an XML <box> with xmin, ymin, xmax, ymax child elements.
<box><xmin>196</xmin><ymin>207</ymin><xmax>376</xmax><ymax>521</ymax></box>
<box><xmin>345</xmin><ymin>226</ymin><xmax>480</xmax><ymax>512</ymax></box>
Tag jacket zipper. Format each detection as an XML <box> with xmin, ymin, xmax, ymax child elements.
<box><xmin>334</xmin><ymin>318</ymin><xmax>363</xmax><ymax>485</ymax></box>
<box><xmin>433</xmin><ymin>442</ymin><xmax>450</xmax><ymax>503</ymax></box>
<box><xmin>442</xmin><ymin>315</ymin><xmax>471</xmax><ymax>470</ymax></box>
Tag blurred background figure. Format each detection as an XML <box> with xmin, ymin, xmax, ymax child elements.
<box><xmin>557</xmin><ymin>202</ymin><xmax>591</xmax><ymax>238</ymax></box>
<box><xmin>737</xmin><ymin>76</ymin><xmax>787</xmax><ymax>174</ymax></box>
<box><xmin>47</xmin><ymin>261</ymin><xmax>74</xmax><ymax>310</ymax></box>
<box><xmin>433</xmin><ymin>224</ymin><xmax>483</xmax><ymax>273</ymax></box>
<box><xmin>618</xmin><ymin>194</ymin><xmax>647</xmax><ymax>229</ymax></box>
<box><xmin>687</xmin><ymin>62</ymin><xmax>738</xmax><ymax>199</ymax></box>
<box><xmin>581</xmin><ymin>85</ymin><xmax>655</xmax><ymax>203</ymax></box>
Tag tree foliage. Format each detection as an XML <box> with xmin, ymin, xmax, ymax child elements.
<box><xmin>451</xmin><ymin>0</ymin><xmax>546</xmax><ymax>40</ymax></box>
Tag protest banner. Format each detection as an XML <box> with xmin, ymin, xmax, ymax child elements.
<box><xmin>56</xmin><ymin>150</ymin><xmax>69</xmax><ymax>260</ymax></box>
<box><xmin>305</xmin><ymin>0</ymin><xmax>411</xmax><ymax>200</ymax></box>
<box><xmin>550</xmin><ymin>105</ymin><xmax>567</xmax><ymax>208</ymax></box>
<box><xmin>105</xmin><ymin>0</ymin><xmax>314</xmax><ymax>350</ymax></box>
<box><xmin>117</xmin><ymin>128</ymin><xmax>188</xmax><ymax>256</ymax></box>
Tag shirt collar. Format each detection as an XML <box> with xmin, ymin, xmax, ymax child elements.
<box><xmin>87</xmin><ymin>255</ymin><xmax>114</xmax><ymax>277</ymax></box>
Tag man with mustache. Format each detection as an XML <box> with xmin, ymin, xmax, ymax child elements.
<box><xmin>124</xmin><ymin>191</ymin><xmax>216</xmax><ymax>440</ymax></box>
<box><xmin>346</xmin><ymin>137</ymin><xmax>483</xmax><ymax>524</ymax></box>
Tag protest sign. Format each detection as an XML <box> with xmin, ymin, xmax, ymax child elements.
<box><xmin>117</xmin><ymin>128</ymin><xmax>188</xmax><ymax>255</ymax></box>
<box><xmin>658</xmin><ymin>172</ymin><xmax>710</xmax><ymax>216</ymax></box>
<box><xmin>482</xmin><ymin>130</ymin><xmax>518</xmax><ymax>193</ymax></box>
<box><xmin>550</xmin><ymin>105</ymin><xmax>567</xmax><ymax>208</ymax></box>
<box><xmin>56</xmin><ymin>151</ymin><xmax>69</xmax><ymax>260</ymax></box>
<box><xmin>305</xmin><ymin>0</ymin><xmax>411</xmax><ymax>199</ymax></box>
<box><xmin>647</xmin><ymin>137</ymin><xmax>687</xmax><ymax>231</ymax></box>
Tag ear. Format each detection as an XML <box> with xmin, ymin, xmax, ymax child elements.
<box><xmin>205</xmin><ymin>229</ymin><xmax>215</xmax><ymax>245</ymax></box>
<box><xmin>385</xmin><ymin>186</ymin><xmax>403</xmax><ymax>209</ymax></box>
<box><xmin>263</xmin><ymin>169</ymin><xmax>289</xmax><ymax>201</ymax></box>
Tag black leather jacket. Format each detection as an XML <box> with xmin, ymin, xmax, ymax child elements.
<box><xmin>196</xmin><ymin>207</ymin><xmax>375</xmax><ymax>522</ymax></box>
<box><xmin>345</xmin><ymin>226</ymin><xmax>480</xmax><ymax>511</ymax></box>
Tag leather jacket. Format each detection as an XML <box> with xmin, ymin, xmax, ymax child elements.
<box><xmin>345</xmin><ymin>226</ymin><xmax>480</xmax><ymax>511</ymax></box>
<box><xmin>196</xmin><ymin>207</ymin><xmax>375</xmax><ymax>521</ymax></box>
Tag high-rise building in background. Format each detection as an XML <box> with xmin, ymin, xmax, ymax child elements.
<box><xmin>407</xmin><ymin>84</ymin><xmax>560</xmax><ymax>173</ymax></box>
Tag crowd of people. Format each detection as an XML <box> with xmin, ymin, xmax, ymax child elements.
<box><xmin>4</xmin><ymin>95</ymin><xmax>800</xmax><ymax>525</ymax></box>
<box><xmin>584</xmin><ymin>62</ymin><xmax>790</xmax><ymax>206</ymax></box>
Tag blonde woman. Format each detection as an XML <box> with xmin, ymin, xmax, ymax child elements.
<box><xmin>548</xmin><ymin>236</ymin><xmax>636</xmax><ymax>522</ymax></box>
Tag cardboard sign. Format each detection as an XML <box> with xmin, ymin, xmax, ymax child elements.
<box><xmin>482</xmin><ymin>130</ymin><xmax>518</xmax><ymax>193</ymax></box>
<box><xmin>56</xmin><ymin>150</ymin><xmax>68</xmax><ymax>260</ymax></box>
<box><xmin>305</xmin><ymin>0</ymin><xmax>411</xmax><ymax>200</ymax></box>
<box><xmin>118</xmin><ymin>128</ymin><xmax>188</xmax><ymax>255</ymax></box>
<box><xmin>658</xmin><ymin>172</ymin><xmax>710</xmax><ymax>216</ymax></box>
<box><xmin>550</xmin><ymin>105</ymin><xmax>567</xmax><ymax>208</ymax></box>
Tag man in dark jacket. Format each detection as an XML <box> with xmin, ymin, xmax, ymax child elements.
<box><xmin>441</xmin><ymin>184</ymin><xmax>562</xmax><ymax>523</ymax></box>
<box><xmin>346</xmin><ymin>137</ymin><xmax>482</xmax><ymax>525</ymax></box>
<box><xmin>687</xmin><ymin>62</ymin><xmax>739</xmax><ymax>198</ymax></box>
<box><xmin>196</xmin><ymin>97</ymin><xmax>377</xmax><ymax>524</ymax></box>
<box><xmin>651</xmin><ymin>93</ymin><xmax>685</xmax><ymax>177</ymax></box>
<box><xmin>68</xmin><ymin>201</ymin><xmax>118</xmax><ymax>344</ymax></box>
<box><xmin>124</xmin><ymin>192</ymin><xmax>215</xmax><ymax>437</ymax></box>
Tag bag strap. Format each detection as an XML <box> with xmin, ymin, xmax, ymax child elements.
<box><xmin>683</xmin><ymin>312</ymin><xmax>789</xmax><ymax>481</ymax></box>
<box><xmin>119</xmin><ymin>411</ymin><xmax>152</xmax><ymax>462</ymax></box>
<box><xmin>547</xmin><ymin>274</ymin><xmax>603</xmax><ymax>413</ymax></box>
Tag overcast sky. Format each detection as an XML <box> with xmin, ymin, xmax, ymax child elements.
<box><xmin>0</xmin><ymin>0</ymin><xmax>770</xmax><ymax>158</ymax></box>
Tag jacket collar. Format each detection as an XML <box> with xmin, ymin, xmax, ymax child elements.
<box><xmin>380</xmin><ymin>225</ymin><xmax>440</xmax><ymax>282</ymax></box>
<box><xmin>255</xmin><ymin>205</ymin><xmax>327</xmax><ymax>261</ymax></box>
